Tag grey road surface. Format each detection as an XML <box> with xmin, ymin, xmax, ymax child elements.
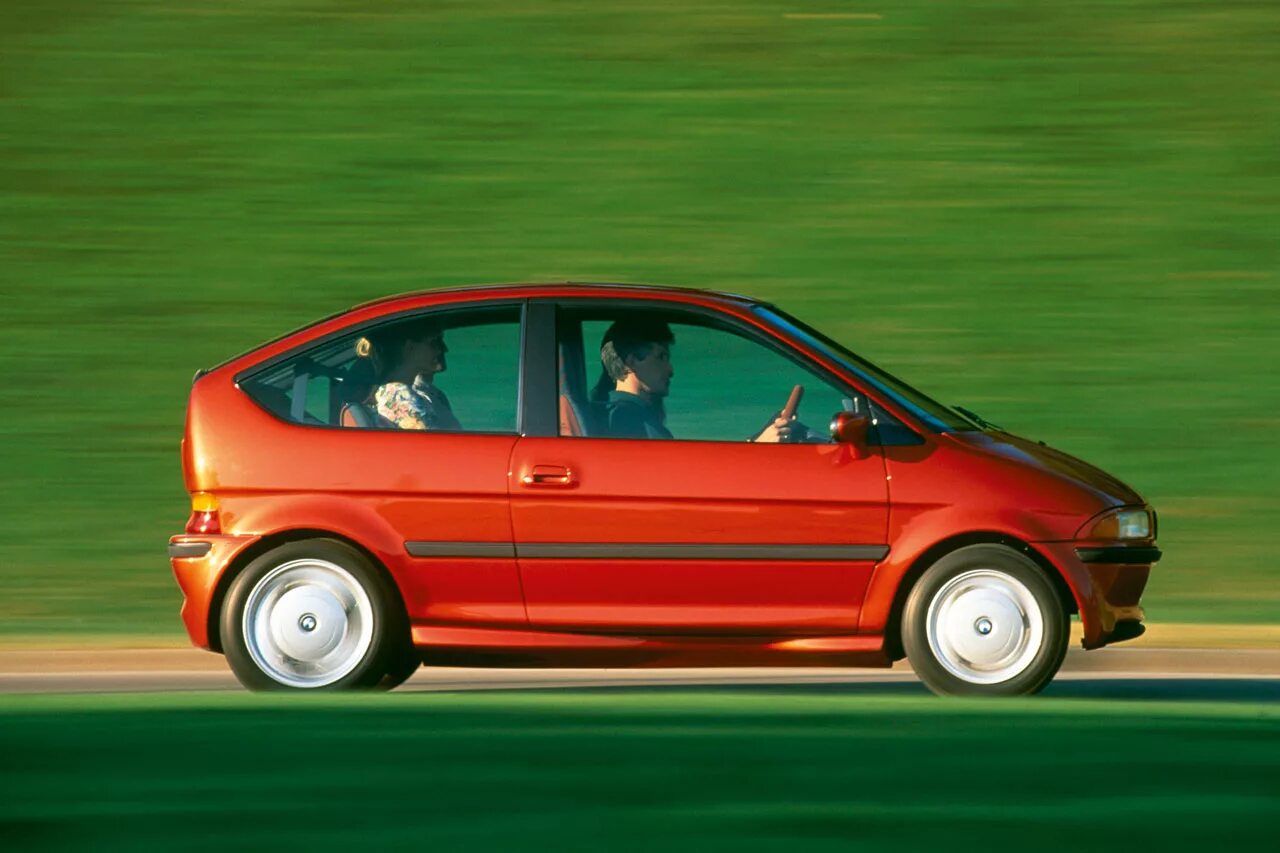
<box><xmin>2</xmin><ymin>646</ymin><xmax>1278</xmax><ymax>699</ymax></box>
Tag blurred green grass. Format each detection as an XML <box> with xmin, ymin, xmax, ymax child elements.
<box><xmin>1</xmin><ymin>0</ymin><xmax>1277</xmax><ymax>635</ymax></box>
<box><xmin>1</xmin><ymin>690</ymin><xmax>1277</xmax><ymax>850</ymax></box>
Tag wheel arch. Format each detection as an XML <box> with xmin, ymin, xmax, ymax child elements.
<box><xmin>206</xmin><ymin>528</ymin><xmax>409</xmax><ymax>654</ymax></box>
<box><xmin>880</xmin><ymin>531</ymin><xmax>1079</xmax><ymax>661</ymax></box>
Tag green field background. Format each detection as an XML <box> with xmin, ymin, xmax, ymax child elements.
<box><xmin>2</xmin><ymin>0</ymin><xmax>1277</xmax><ymax>636</ymax></box>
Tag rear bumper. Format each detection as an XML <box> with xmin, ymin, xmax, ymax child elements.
<box><xmin>1036</xmin><ymin>541</ymin><xmax>1159</xmax><ymax>650</ymax></box>
<box><xmin>168</xmin><ymin>533</ymin><xmax>259</xmax><ymax>650</ymax></box>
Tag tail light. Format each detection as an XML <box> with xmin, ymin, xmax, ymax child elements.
<box><xmin>185</xmin><ymin>492</ymin><xmax>221</xmax><ymax>535</ymax></box>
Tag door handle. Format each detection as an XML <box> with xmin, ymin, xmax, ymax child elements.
<box><xmin>521</xmin><ymin>464</ymin><xmax>577</xmax><ymax>487</ymax></box>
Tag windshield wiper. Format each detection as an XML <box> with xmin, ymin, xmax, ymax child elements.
<box><xmin>954</xmin><ymin>406</ymin><xmax>1001</xmax><ymax>431</ymax></box>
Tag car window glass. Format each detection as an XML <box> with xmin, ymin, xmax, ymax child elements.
<box><xmin>562</xmin><ymin>309</ymin><xmax>861</xmax><ymax>444</ymax></box>
<box><xmin>433</xmin><ymin>320</ymin><xmax>521</xmax><ymax>431</ymax></box>
<box><xmin>302</xmin><ymin>375</ymin><xmax>331</xmax><ymax>423</ymax></box>
<box><xmin>242</xmin><ymin>305</ymin><xmax>521</xmax><ymax>433</ymax></box>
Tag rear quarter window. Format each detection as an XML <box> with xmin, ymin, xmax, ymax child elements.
<box><xmin>240</xmin><ymin>305</ymin><xmax>522</xmax><ymax>432</ymax></box>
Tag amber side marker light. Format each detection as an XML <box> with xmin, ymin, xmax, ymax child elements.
<box><xmin>185</xmin><ymin>492</ymin><xmax>221</xmax><ymax>535</ymax></box>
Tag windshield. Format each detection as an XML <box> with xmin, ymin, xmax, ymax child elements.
<box><xmin>754</xmin><ymin>305</ymin><xmax>980</xmax><ymax>433</ymax></box>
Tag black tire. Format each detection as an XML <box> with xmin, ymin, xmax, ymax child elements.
<box><xmin>221</xmin><ymin>539</ymin><xmax>408</xmax><ymax>692</ymax></box>
<box><xmin>901</xmin><ymin>544</ymin><xmax>1069</xmax><ymax>697</ymax></box>
<box><xmin>379</xmin><ymin>642</ymin><xmax>422</xmax><ymax>690</ymax></box>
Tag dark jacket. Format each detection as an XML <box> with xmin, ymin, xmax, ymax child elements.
<box><xmin>605</xmin><ymin>391</ymin><xmax>672</xmax><ymax>439</ymax></box>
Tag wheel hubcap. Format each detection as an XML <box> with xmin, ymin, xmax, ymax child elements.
<box><xmin>242</xmin><ymin>559</ymin><xmax>375</xmax><ymax>688</ymax></box>
<box><xmin>926</xmin><ymin>569</ymin><xmax>1044</xmax><ymax>685</ymax></box>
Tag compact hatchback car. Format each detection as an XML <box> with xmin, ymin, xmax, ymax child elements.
<box><xmin>169</xmin><ymin>283</ymin><xmax>1159</xmax><ymax>695</ymax></box>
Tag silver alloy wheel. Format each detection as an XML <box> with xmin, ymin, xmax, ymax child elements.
<box><xmin>924</xmin><ymin>568</ymin><xmax>1045</xmax><ymax>685</ymax></box>
<box><xmin>242</xmin><ymin>558</ymin><xmax>375</xmax><ymax>688</ymax></box>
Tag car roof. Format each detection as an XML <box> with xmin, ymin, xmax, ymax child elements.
<box><xmin>349</xmin><ymin>281</ymin><xmax>763</xmax><ymax>312</ymax></box>
<box><xmin>206</xmin><ymin>282</ymin><xmax>767</xmax><ymax>380</ymax></box>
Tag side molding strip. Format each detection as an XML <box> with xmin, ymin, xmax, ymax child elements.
<box><xmin>406</xmin><ymin>541</ymin><xmax>517</xmax><ymax>558</ymax></box>
<box><xmin>518</xmin><ymin>543</ymin><xmax>889</xmax><ymax>561</ymax></box>
<box><xmin>406</xmin><ymin>542</ymin><xmax>889</xmax><ymax>561</ymax></box>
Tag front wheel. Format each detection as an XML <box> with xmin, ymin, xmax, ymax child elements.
<box><xmin>221</xmin><ymin>539</ymin><xmax>409</xmax><ymax>691</ymax></box>
<box><xmin>902</xmin><ymin>545</ymin><xmax>1069</xmax><ymax>696</ymax></box>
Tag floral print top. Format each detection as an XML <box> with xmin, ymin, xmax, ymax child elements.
<box><xmin>374</xmin><ymin>378</ymin><xmax>462</xmax><ymax>431</ymax></box>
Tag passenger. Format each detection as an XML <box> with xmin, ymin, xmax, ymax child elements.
<box><xmin>590</xmin><ymin>319</ymin><xmax>792</xmax><ymax>442</ymax></box>
<box><xmin>355</xmin><ymin>322</ymin><xmax>462</xmax><ymax>431</ymax></box>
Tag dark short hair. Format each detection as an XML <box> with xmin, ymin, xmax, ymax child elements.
<box><xmin>600</xmin><ymin>318</ymin><xmax>674</xmax><ymax>381</ymax></box>
<box><xmin>355</xmin><ymin>318</ymin><xmax>443</xmax><ymax>381</ymax></box>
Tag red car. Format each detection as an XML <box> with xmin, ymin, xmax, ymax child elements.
<box><xmin>169</xmin><ymin>283</ymin><xmax>1159</xmax><ymax>695</ymax></box>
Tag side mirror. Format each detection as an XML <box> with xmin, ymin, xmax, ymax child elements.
<box><xmin>829</xmin><ymin>412</ymin><xmax>870</xmax><ymax>448</ymax></box>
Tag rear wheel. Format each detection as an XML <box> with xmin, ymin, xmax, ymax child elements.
<box><xmin>221</xmin><ymin>539</ymin><xmax>408</xmax><ymax>691</ymax></box>
<box><xmin>902</xmin><ymin>545</ymin><xmax>1069</xmax><ymax>696</ymax></box>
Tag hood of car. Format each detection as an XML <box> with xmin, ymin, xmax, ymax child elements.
<box><xmin>949</xmin><ymin>429</ymin><xmax>1145</xmax><ymax>508</ymax></box>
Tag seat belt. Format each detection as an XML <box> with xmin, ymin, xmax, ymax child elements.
<box><xmin>290</xmin><ymin>372</ymin><xmax>309</xmax><ymax>422</ymax></box>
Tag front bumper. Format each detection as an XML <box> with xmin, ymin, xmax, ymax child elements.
<box><xmin>168</xmin><ymin>533</ymin><xmax>260</xmax><ymax>649</ymax></box>
<box><xmin>1075</xmin><ymin>546</ymin><xmax>1162</xmax><ymax>565</ymax></box>
<box><xmin>1036</xmin><ymin>541</ymin><xmax>1160</xmax><ymax>650</ymax></box>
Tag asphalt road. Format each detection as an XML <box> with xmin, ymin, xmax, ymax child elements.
<box><xmin>1</xmin><ymin>646</ymin><xmax>1277</xmax><ymax>699</ymax></box>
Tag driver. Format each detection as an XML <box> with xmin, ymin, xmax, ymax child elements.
<box><xmin>591</xmin><ymin>318</ymin><xmax>793</xmax><ymax>442</ymax></box>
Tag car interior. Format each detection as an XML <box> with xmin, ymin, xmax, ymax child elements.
<box><xmin>242</xmin><ymin>307</ymin><xmax>521</xmax><ymax>432</ymax></box>
<box><xmin>556</xmin><ymin>315</ymin><xmax>601</xmax><ymax>437</ymax></box>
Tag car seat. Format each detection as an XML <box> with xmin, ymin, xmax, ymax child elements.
<box><xmin>341</xmin><ymin>403</ymin><xmax>375</xmax><ymax>428</ymax></box>
<box><xmin>559</xmin><ymin>394</ymin><xmax>588</xmax><ymax>437</ymax></box>
<box><xmin>557</xmin><ymin>339</ymin><xmax>598</xmax><ymax>437</ymax></box>
<box><xmin>338</xmin><ymin>359</ymin><xmax>394</xmax><ymax>429</ymax></box>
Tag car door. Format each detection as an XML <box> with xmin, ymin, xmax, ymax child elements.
<box><xmin>508</xmin><ymin>301</ymin><xmax>890</xmax><ymax>634</ymax></box>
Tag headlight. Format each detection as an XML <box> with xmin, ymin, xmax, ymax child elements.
<box><xmin>1078</xmin><ymin>507</ymin><xmax>1152</xmax><ymax>540</ymax></box>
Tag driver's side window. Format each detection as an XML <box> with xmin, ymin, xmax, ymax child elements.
<box><xmin>564</xmin><ymin>310</ymin><xmax>858</xmax><ymax>443</ymax></box>
<box><xmin>660</xmin><ymin>322</ymin><xmax>854</xmax><ymax>443</ymax></box>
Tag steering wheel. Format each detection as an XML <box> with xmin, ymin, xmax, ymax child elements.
<box><xmin>780</xmin><ymin>384</ymin><xmax>804</xmax><ymax>422</ymax></box>
<box><xmin>772</xmin><ymin>384</ymin><xmax>805</xmax><ymax>443</ymax></box>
